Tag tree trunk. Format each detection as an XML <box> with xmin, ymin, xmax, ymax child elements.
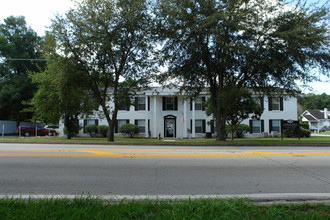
<box><xmin>216</xmin><ymin>114</ymin><xmax>227</xmax><ymax>141</ymax></box>
<box><xmin>215</xmin><ymin>80</ymin><xmax>227</xmax><ymax>141</ymax></box>
<box><xmin>107</xmin><ymin>109</ymin><xmax>118</xmax><ymax>142</ymax></box>
<box><xmin>16</xmin><ymin>113</ymin><xmax>20</xmax><ymax>131</ymax></box>
<box><xmin>64</xmin><ymin>114</ymin><xmax>72</xmax><ymax>140</ymax></box>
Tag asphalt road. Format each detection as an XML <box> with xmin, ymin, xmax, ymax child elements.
<box><xmin>0</xmin><ymin>143</ymin><xmax>330</xmax><ymax>199</ymax></box>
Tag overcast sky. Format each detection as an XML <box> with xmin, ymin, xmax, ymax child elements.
<box><xmin>0</xmin><ymin>0</ymin><xmax>329</xmax><ymax>94</ymax></box>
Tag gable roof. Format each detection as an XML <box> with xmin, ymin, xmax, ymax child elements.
<box><xmin>302</xmin><ymin>109</ymin><xmax>330</xmax><ymax>121</ymax></box>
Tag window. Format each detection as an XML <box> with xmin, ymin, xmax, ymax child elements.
<box><xmin>135</xmin><ymin>119</ymin><xmax>145</xmax><ymax>133</ymax></box>
<box><xmin>254</xmin><ymin>97</ymin><xmax>264</xmax><ymax>109</ymax></box>
<box><xmin>191</xmin><ymin>119</ymin><xmax>206</xmax><ymax>133</ymax></box>
<box><xmin>162</xmin><ymin>97</ymin><xmax>178</xmax><ymax>111</ymax></box>
<box><xmin>135</xmin><ymin>97</ymin><xmax>146</xmax><ymax>111</ymax></box>
<box><xmin>83</xmin><ymin>119</ymin><xmax>98</xmax><ymax>133</ymax></box>
<box><xmin>191</xmin><ymin>97</ymin><xmax>206</xmax><ymax>111</ymax></box>
<box><xmin>249</xmin><ymin>120</ymin><xmax>264</xmax><ymax>134</ymax></box>
<box><xmin>115</xmin><ymin>119</ymin><xmax>129</xmax><ymax>133</ymax></box>
<box><xmin>268</xmin><ymin>97</ymin><xmax>283</xmax><ymax>111</ymax></box>
<box><xmin>269</xmin><ymin>120</ymin><xmax>280</xmax><ymax>132</ymax></box>
<box><xmin>210</xmin><ymin>120</ymin><xmax>216</xmax><ymax>133</ymax></box>
<box><xmin>118</xmin><ymin>97</ymin><xmax>130</xmax><ymax>111</ymax></box>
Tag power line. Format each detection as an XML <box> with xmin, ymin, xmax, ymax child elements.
<box><xmin>4</xmin><ymin>58</ymin><xmax>47</xmax><ymax>61</ymax></box>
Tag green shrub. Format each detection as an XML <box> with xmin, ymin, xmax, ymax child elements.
<box><xmin>300</xmin><ymin>128</ymin><xmax>311</xmax><ymax>138</ymax></box>
<box><xmin>97</xmin><ymin>125</ymin><xmax>108</xmax><ymax>138</ymax></box>
<box><xmin>85</xmin><ymin>124</ymin><xmax>98</xmax><ymax>137</ymax></box>
<box><xmin>119</xmin><ymin>124</ymin><xmax>139</xmax><ymax>138</ymax></box>
<box><xmin>235</xmin><ymin>124</ymin><xmax>250</xmax><ymax>138</ymax></box>
<box><xmin>225</xmin><ymin>124</ymin><xmax>249</xmax><ymax>138</ymax></box>
<box><xmin>300</xmin><ymin>121</ymin><xmax>309</xmax><ymax>130</ymax></box>
<box><xmin>283</xmin><ymin>127</ymin><xmax>311</xmax><ymax>138</ymax></box>
<box><xmin>63</xmin><ymin>121</ymin><xmax>80</xmax><ymax>137</ymax></box>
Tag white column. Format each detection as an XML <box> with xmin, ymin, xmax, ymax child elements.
<box><xmin>183</xmin><ymin>100</ymin><xmax>187</xmax><ymax>138</ymax></box>
<box><xmin>145</xmin><ymin>96</ymin><xmax>149</xmax><ymax>138</ymax></box>
<box><xmin>192</xmin><ymin>99</ymin><xmax>196</xmax><ymax>138</ymax></box>
<box><xmin>153</xmin><ymin>96</ymin><xmax>157</xmax><ymax>138</ymax></box>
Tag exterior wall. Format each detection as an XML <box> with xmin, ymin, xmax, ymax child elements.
<box><xmin>60</xmin><ymin>88</ymin><xmax>298</xmax><ymax>138</ymax></box>
<box><xmin>242</xmin><ymin>96</ymin><xmax>298</xmax><ymax>138</ymax></box>
<box><xmin>301</xmin><ymin>109</ymin><xmax>330</xmax><ymax>132</ymax></box>
<box><xmin>307</xmin><ymin>120</ymin><xmax>330</xmax><ymax>131</ymax></box>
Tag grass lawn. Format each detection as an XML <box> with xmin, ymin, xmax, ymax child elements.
<box><xmin>0</xmin><ymin>197</ymin><xmax>329</xmax><ymax>219</ymax></box>
<box><xmin>0</xmin><ymin>135</ymin><xmax>330</xmax><ymax>145</ymax></box>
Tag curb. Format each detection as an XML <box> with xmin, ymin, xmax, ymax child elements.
<box><xmin>1</xmin><ymin>193</ymin><xmax>330</xmax><ymax>205</ymax></box>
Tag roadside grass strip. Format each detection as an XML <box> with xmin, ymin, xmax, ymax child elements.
<box><xmin>1</xmin><ymin>149</ymin><xmax>330</xmax><ymax>158</ymax></box>
<box><xmin>1</xmin><ymin>136</ymin><xmax>330</xmax><ymax>146</ymax></box>
<box><xmin>0</xmin><ymin>197</ymin><xmax>329</xmax><ymax>219</ymax></box>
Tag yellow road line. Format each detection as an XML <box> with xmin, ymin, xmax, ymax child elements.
<box><xmin>80</xmin><ymin>150</ymin><xmax>123</xmax><ymax>157</ymax></box>
<box><xmin>0</xmin><ymin>149</ymin><xmax>330</xmax><ymax>158</ymax></box>
<box><xmin>0</xmin><ymin>153</ymin><xmax>100</xmax><ymax>157</ymax></box>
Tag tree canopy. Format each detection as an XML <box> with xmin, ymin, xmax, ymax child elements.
<box><xmin>298</xmin><ymin>93</ymin><xmax>330</xmax><ymax>111</ymax></box>
<box><xmin>0</xmin><ymin>16</ymin><xmax>44</xmax><ymax>122</ymax></box>
<box><xmin>155</xmin><ymin>0</ymin><xmax>330</xmax><ymax>140</ymax></box>
<box><xmin>29</xmin><ymin>35</ymin><xmax>97</xmax><ymax>139</ymax></box>
<box><xmin>50</xmin><ymin>0</ymin><xmax>156</xmax><ymax>141</ymax></box>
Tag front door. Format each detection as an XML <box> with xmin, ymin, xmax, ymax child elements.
<box><xmin>164</xmin><ymin>118</ymin><xmax>176</xmax><ymax>138</ymax></box>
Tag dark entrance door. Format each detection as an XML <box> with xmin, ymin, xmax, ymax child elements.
<box><xmin>164</xmin><ymin>115</ymin><xmax>176</xmax><ymax>138</ymax></box>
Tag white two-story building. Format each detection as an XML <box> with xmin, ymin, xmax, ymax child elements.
<box><xmin>62</xmin><ymin>87</ymin><xmax>297</xmax><ymax>138</ymax></box>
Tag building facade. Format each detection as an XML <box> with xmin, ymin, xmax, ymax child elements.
<box><xmin>301</xmin><ymin>108</ymin><xmax>330</xmax><ymax>132</ymax></box>
<box><xmin>60</xmin><ymin>87</ymin><xmax>298</xmax><ymax>138</ymax></box>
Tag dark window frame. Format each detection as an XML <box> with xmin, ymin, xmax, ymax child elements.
<box><xmin>135</xmin><ymin>97</ymin><xmax>146</xmax><ymax>111</ymax></box>
<box><xmin>162</xmin><ymin>97</ymin><xmax>178</xmax><ymax>111</ymax></box>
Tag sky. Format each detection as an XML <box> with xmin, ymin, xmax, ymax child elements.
<box><xmin>0</xmin><ymin>0</ymin><xmax>329</xmax><ymax>94</ymax></box>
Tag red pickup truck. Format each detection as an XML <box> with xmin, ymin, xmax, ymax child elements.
<box><xmin>18</xmin><ymin>125</ymin><xmax>58</xmax><ymax>137</ymax></box>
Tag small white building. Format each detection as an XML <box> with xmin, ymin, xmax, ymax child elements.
<box><xmin>61</xmin><ymin>87</ymin><xmax>298</xmax><ymax>138</ymax></box>
<box><xmin>301</xmin><ymin>108</ymin><xmax>330</xmax><ymax>132</ymax></box>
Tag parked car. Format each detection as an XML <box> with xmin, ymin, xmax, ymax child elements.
<box><xmin>44</xmin><ymin>125</ymin><xmax>60</xmax><ymax>133</ymax></box>
<box><xmin>309</xmin><ymin>128</ymin><xmax>326</xmax><ymax>133</ymax></box>
<box><xmin>18</xmin><ymin>125</ymin><xmax>58</xmax><ymax>137</ymax></box>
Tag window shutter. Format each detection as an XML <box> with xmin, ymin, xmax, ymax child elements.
<box><xmin>268</xmin><ymin>97</ymin><xmax>272</xmax><ymax>111</ymax></box>
<box><xmin>249</xmin><ymin>120</ymin><xmax>253</xmax><ymax>133</ymax></box>
<box><xmin>202</xmin><ymin>97</ymin><xmax>206</xmax><ymax>111</ymax></box>
<box><xmin>174</xmin><ymin>97</ymin><xmax>178</xmax><ymax>111</ymax></box>
<box><xmin>126</xmin><ymin>119</ymin><xmax>130</xmax><ymax>124</ymax></box>
<box><xmin>95</xmin><ymin>120</ymin><xmax>99</xmax><ymax>126</ymax></box>
<box><xmin>190</xmin><ymin>119</ymin><xmax>192</xmax><ymax>132</ymax></box>
<box><xmin>148</xmin><ymin>119</ymin><xmax>150</xmax><ymax>134</ymax></box>
<box><xmin>162</xmin><ymin>97</ymin><xmax>166</xmax><ymax>111</ymax></box>
<box><xmin>134</xmin><ymin>97</ymin><xmax>138</xmax><ymax>111</ymax></box>
<box><xmin>211</xmin><ymin>120</ymin><xmax>215</xmax><ymax>133</ymax></box>
<box><xmin>260</xmin><ymin>97</ymin><xmax>264</xmax><ymax>109</ymax></box>
<box><xmin>134</xmin><ymin>120</ymin><xmax>138</xmax><ymax>125</ymax></box>
<box><xmin>261</xmin><ymin>120</ymin><xmax>264</xmax><ymax>133</ymax></box>
<box><xmin>148</xmin><ymin>97</ymin><xmax>150</xmax><ymax>111</ymax></box>
<box><xmin>280</xmin><ymin>97</ymin><xmax>283</xmax><ymax>111</ymax></box>
<box><xmin>190</xmin><ymin>98</ymin><xmax>192</xmax><ymax>111</ymax></box>
<box><xmin>269</xmin><ymin>120</ymin><xmax>272</xmax><ymax>132</ymax></box>
<box><xmin>202</xmin><ymin>120</ymin><xmax>206</xmax><ymax>133</ymax></box>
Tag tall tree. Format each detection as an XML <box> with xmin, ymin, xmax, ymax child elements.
<box><xmin>51</xmin><ymin>0</ymin><xmax>156</xmax><ymax>141</ymax></box>
<box><xmin>155</xmin><ymin>0</ymin><xmax>330</xmax><ymax>140</ymax></box>
<box><xmin>0</xmin><ymin>16</ymin><xmax>44</xmax><ymax>123</ymax></box>
<box><xmin>30</xmin><ymin>56</ymin><xmax>97</xmax><ymax>139</ymax></box>
<box><xmin>29</xmin><ymin>35</ymin><xmax>97</xmax><ymax>139</ymax></box>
